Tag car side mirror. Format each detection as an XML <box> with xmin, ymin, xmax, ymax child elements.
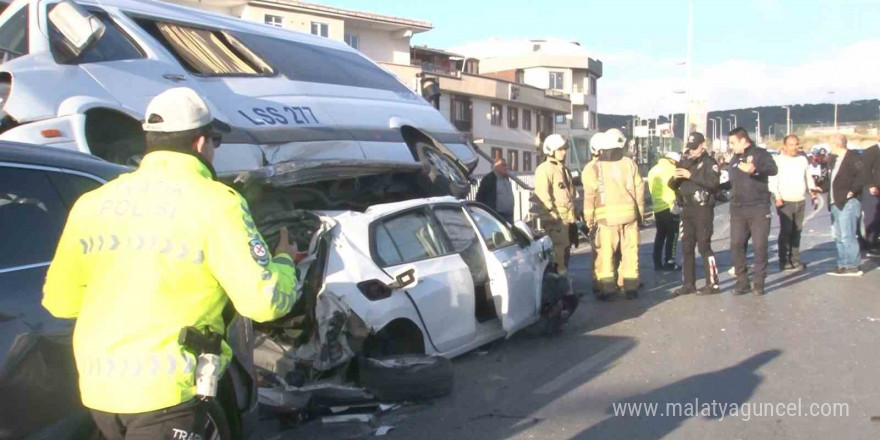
<box><xmin>387</xmin><ymin>266</ymin><xmax>418</xmax><ymax>290</ymax></box>
<box><xmin>49</xmin><ymin>1</ymin><xmax>105</xmax><ymax>57</ymax></box>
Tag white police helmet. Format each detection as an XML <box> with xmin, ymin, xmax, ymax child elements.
<box><xmin>543</xmin><ymin>134</ymin><xmax>568</xmax><ymax>155</ymax></box>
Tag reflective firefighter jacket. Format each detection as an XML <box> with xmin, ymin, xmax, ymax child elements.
<box><xmin>534</xmin><ymin>158</ymin><xmax>576</xmax><ymax>224</ymax></box>
<box><xmin>582</xmin><ymin>150</ymin><xmax>645</xmax><ymax>226</ymax></box>
<box><xmin>42</xmin><ymin>151</ymin><xmax>297</xmax><ymax>414</ymax></box>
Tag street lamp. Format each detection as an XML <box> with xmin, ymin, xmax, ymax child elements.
<box><xmin>752</xmin><ymin>110</ymin><xmax>761</xmax><ymax>143</ymax></box>
<box><xmin>729</xmin><ymin>114</ymin><xmax>738</xmax><ymax>128</ymax></box>
<box><xmin>727</xmin><ymin>118</ymin><xmax>733</xmax><ymax>132</ymax></box>
<box><xmin>715</xmin><ymin>117</ymin><xmax>723</xmax><ymax>137</ymax></box>
<box><xmin>828</xmin><ymin>91</ymin><xmax>837</xmax><ymax>130</ymax></box>
<box><xmin>781</xmin><ymin>105</ymin><xmax>792</xmax><ymax>135</ymax></box>
<box><xmin>708</xmin><ymin>119</ymin><xmax>715</xmax><ymax>140</ymax></box>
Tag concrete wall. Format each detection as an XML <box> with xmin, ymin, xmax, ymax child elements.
<box><xmin>346</xmin><ymin>25</ymin><xmax>411</xmax><ymax>64</ymax></box>
<box><xmin>241</xmin><ymin>5</ymin><xmax>344</xmax><ymax>40</ymax></box>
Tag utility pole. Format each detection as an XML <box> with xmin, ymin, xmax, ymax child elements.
<box><xmin>752</xmin><ymin>110</ymin><xmax>761</xmax><ymax>142</ymax></box>
<box><xmin>683</xmin><ymin>0</ymin><xmax>694</xmax><ymax>137</ymax></box>
<box><xmin>782</xmin><ymin>105</ymin><xmax>791</xmax><ymax>135</ymax></box>
<box><xmin>829</xmin><ymin>91</ymin><xmax>837</xmax><ymax>130</ymax></box>
<box><xmin>729</xmin><ymin>113</ymin><xmax>738</xmax><ymax>128</ymax></box>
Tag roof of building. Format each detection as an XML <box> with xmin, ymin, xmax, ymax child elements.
<box><xmin>412</xmin><ymin>45</ymin><xmax>468</xmax><ymax>59</ymax></box>
<box><xmin>249</xmin><ymin>0</ymin><xmax>433</xmax><ymax>30</ymax></box>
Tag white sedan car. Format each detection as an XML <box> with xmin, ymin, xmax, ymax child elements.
<box><xmin>248</xmin><ymin>194</ymin><xmax>575</xmax><ymax>387</ymax></box>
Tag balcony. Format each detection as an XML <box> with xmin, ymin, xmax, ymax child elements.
<box><xmin>413</xmin><ymin>62</ymin><xmax>461</xmax><ymax>78</ymax></box>
<box><xmin>570</xmin><ymin>93</ymin><xmax>586</xmax><ymax>106</ymax></box>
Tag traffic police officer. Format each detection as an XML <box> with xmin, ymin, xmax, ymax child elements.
<box><xmin>582</xmin><ymin>129</ymin><xmax>645</xmax><ymax>300</ymax></box>
<box><xmin>648</xmin><ymin>151</ymin><xmax>682</xmax><ymax>271</ymax></box>
<box><xmin>43</xmin><ymin>88</ymin><xmax>298</xmax><ymax>440</ymax></box>
<box><xmin>534</xmin><ymin>134</ymin><xmax>576</xmax><ymax>276</ymax></box>
<box><xmin>669</xmin><ymin>132</ymin><xmax>722</xmax><ymax>296</ymax></box>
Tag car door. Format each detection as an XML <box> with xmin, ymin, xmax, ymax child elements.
<box><xmin>464</xmin><ymin>204</ymin><xmax>541</xmax><ymax>336</ymax></box>
<box><xmin>372</xmin><ymin>207</ymin><xmax>476</xmax><ymax>353</ymax></box>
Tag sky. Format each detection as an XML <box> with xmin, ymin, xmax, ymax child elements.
<box><xmin>320</xmin><ymin>0</ymin><xmax>880</xmax><ymax>116</ymax></box>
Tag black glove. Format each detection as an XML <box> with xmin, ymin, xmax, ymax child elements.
<box><xmin>569</xmin><ymin>223</ymin><xmax>579</xmax><ymax>248</ymax></box>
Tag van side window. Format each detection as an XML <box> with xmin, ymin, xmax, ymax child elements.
<box><xmin>49</xmin><ymin>9</ymin><xmax>143</xmax><ymax>64</ymax></box>
<box><xmin>133</xmin><ymin>18</ymin><xmax>272</xmax><ymax>77</ymax></box>
<box><xmin>0</xmin><ymin>7</ymin><xmax>28</xmax><ymax>61</ymax></box>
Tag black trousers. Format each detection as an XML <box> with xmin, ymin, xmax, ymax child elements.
<box><xmin>864</xmin><ymin>192</ymin><xmax>880</xmax><ymax>248</ymax></box>
<box><xmin>91</xmin><ymin>399</ymin><xmax>205</xmax><ymax>440</ymax></box>
<box><xmin>777</xmin><ymin>200</ymin><xmax>806</xmax><ymax>266</ymax></box>
<box><xmin>731</xmin><ymin>206</ymin><xmax>772</xmax><ymax>290</ymax></box>
<box><xmin>653</xmin><ymin>209</ymin><xmax>680</xmax><ymax>267</ymax></box>
<box><xmin>681</xmin><ymin>205</ymin><xmax>718</xmax><ymax>287</ymax></box>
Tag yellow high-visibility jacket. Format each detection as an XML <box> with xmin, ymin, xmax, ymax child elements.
<box><xmin>647</xmin><ymin>158</ymin><xmax>677</xmax><ymax>213</ymax></box>
<box><xmin>582</xmin><ymin>153</ymin><xmax>645</xmax><ymax>226</ymax></box>
<box><xmin>42</xmin><ymin>151</ymin><xmax>296</xmax><ymax>414</ymax></box>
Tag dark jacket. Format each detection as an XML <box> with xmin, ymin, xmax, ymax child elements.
<box><xmin>726</xmin><ymin>144</ymin><xmax>778</xmax><ymax>209</ymax></box>
<box><xmin>475</xmin><ymin>172</ymin><xmax>501</xmax><ymax>210</ymax></box>
<box><xmin>822</xmin><ymin>150</ymin><xmax>865</xmax><ymax>210</ymax></box>
<box><xmin>669</xmin><ymin>150</ymin><xmax>721</xmax><ymax>208</ymax></box>
<box><xmin>862</xmin><ymin>144</ymin><xmax>880</xmax><ymax>189</ymax></box>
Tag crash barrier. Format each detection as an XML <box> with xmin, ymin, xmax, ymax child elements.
<box><xmin>468</xmin><ymin>173</ymin><xmax>535</xmax><ymax>223</ymax></box>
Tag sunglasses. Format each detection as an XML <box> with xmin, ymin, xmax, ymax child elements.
<box><xmin>204</xmin><ymin>133</ymin><xmax>222</xmax><ymax>149</ymax></box>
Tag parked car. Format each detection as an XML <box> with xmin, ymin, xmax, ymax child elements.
<box><xmin>0</xmin><ymin>0</ymin><xmax>477</xmax><ymax>198</ymax></box>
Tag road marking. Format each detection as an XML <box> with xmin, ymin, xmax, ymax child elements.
<box><xmin>533</xmin><ymin>339</ymin><xmax>634</xmax><ymax>395</ymax></box>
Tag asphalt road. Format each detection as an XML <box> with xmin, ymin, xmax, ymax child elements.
<box><xmin>272</xmin><ymin>200</ymin><xmax>880</xmax><ymax>440</ymax></box>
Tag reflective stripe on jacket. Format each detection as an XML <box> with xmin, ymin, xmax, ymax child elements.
<box><xmin>582</xmin><ymin>153</ymin><xmax>645</xmax><ymax>226</ymax></box>
<box><xmin>42</xmin><ymin>151</ymin><xmax>296</xmax><ymax>414</ymax></box>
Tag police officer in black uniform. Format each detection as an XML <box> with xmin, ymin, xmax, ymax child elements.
<box><xmin>726</xmin><ymin>127</ymin><xmax>778</xmax><ymax>296</ymax></box>
<box><xmin>669</xmin><ymin>132</ymin><xmax>722</xmax><ymax>296</ymax></box>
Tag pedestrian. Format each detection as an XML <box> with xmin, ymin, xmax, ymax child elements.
<box><xmin>534</xmin><ymin>134</ymin><xmax>576</xmax><ymax>276</ymax></box>
<box><xmin>582</xmin><ymin>129</ymin><xmax>645</xmax><ymax>300</ymax></box>
<box><xmin>42</xmin><ymin>88</ymin><xmax>299</xmax><ymax>440</ymax></box>
<box><xmin>727</xmin><ymin>127</ymin><xmax>778</xmax><ymax>296</ymax></box>
<box><xmin>648</xmin><ymin>151</ymin><xmax>682</xmax><ymax>271</ymax></box>
<box><xmin>476</xmin><ymin>158</ymin><xmax>516</xmax><ymax>223</ymax></box>
<box><xmin>770</xmin><ymin>135</ymin><xmax>817</xmax><ymax>271</ymax></box>
<box><xmin>822</xmin><ymin>134</ymin><xmax>866</xmax><ymax>276</ymax></box>
<box><xmin>860</xmin><ymin>139</ymin><xmax>880</xmax><ymax>257</ymax></box>
<box><xmin>669</xmin><ymin>132</ymin><xmax>722</xmax><ymax>296</ymax></box>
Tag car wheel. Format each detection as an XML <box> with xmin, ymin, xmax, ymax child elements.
<box><xmin>203</xmin><ymin>399</ymin><xmax>233</xmax><ymax>440</ymax></box>
<box><xmin>537</xmin><ymin>271</ymin><xmax>578</xmax><ymax>335</ymax></box>
<box><xmin>359</xmin><ymin>355</ymin><xmax>454</xmax><ymax>402</ymax></box>
<box><xmin>414</xmin><ymin>141</ymin><xmax>470</xmax><ymax>198</ymax></box>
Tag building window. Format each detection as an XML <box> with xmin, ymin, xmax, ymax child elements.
<box><xmin>590</xmin><ymin>111</ymin><xmax>597</xmax><ymax>130</ymax></box>
<box><xmin>515</xmin><ymin>69</ymin><xmax>525</xmax><ymax>84</ymax></box>
<box><xmin>344</xmin><ymin>33</ymin><xmax>359</xmax><ymax>49</ymax></box>
<box><xmin>555</xmin><ymin>113</ymin><xmax>566</xmax><ymax>124</ymax></box>
<box><xmin>507</xmin><ymin>150</ymin><xmax>519</xmax><ymax>172</ymax></box>
<box><xmin>549</xmin><ymin>71</ymin><xmax>564</xmax><ymax>89</ymax></box>
<box><xmin>311</xmin><ymin>22</ymin><xmax>328</xmax><ymax>37</ymax></box>
<box><xmin>264</xmin><ymin>14</ymin><xmax>283</xmax><ymax>27</ymax></box>
<box><xmin>491</xmin><ymin>147</ymin><xmax>502</xmax><ymax>161</ymax></box>
<box><xmin>450</xmin><ymin>95</ymin><xmax>472</xmax><ymax>132</ymax></box>
<box><xmin>490</xmin><ymin>103</ymin><xmax>503</xmax><ymax>126</ymax></box>
<box><xmin>532</xmin><ymin>44</ymin><xmax>541</xmax><ymax>52</ymax></box>
<box><xmin>523</xmin><ymin>152</ymin><xmax>532</xmax><ymax>172</ymax></box>
<box><xmin>508</xmin><ymin>106</ymin><xmax>518</xmax><ymax>129</ymax></box>
<box><xmin>522</xmin><ymin>109</ymin><xmax>532</xmax><ymax>131</ymax></box>
<box><xmin>464</xmin><ymin>59</ymin><xmax>479</xmax><ymax>74</ymax></box>
<box><xmin>589</xmin><ymin>76</ymin><xmax>598</xmax><ymax>96</ymax></box>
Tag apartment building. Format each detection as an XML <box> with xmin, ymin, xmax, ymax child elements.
<box><xmin>167</xmin><ymin>0</ymin><xmax>432</xmax><ymax>65</ymax></box>
<box><xmin>383</xmin><ymin>47</ymin><xmax>571</xmax><ymax>176</ymax></box>
<box><xmin>453</xmin><ymin>38</ymin><xmax>603</xmax><ymax>169</ymax></box>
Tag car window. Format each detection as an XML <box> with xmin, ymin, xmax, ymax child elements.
<box><xmin>467</xmin><ymin>206</ymin><xmax>515</xmax><ymax>251</ymax></box>
<box><xmin>134</xmin><ymin>18</ymin><xmax>272</xmax><ymax>76</ymax></box>
<box><xmin>433</xmin><ymin>206</ymin><xmax>478</xmax><ymax>253</ymax></box>
<box><xmin>374</xmin><ymin>210</ymin><xmax>449</xmax><ymax>267</ymax></box>
<box><xmin>232</xmin><ymin>31</ymin><xmax>411</xmax><ymax>94</ymax></box>
<box><xmin>0</xmin><ymin>7</ymin><xmax>28</xmax><ymax>61</ymax></box>
<box><xmin>49</xmin><ymin>8</ymin><xmax>143</xmax><ymax>64</ymax></box>
<box><xmin>0</xmin><ymin>167</ymin><xmax>68</xmax><ymax>269</ymax></box>
<box><xmin>46</xmin><ymin>171</ymin><xmax>102</xmax><ymax>207</ymax></box>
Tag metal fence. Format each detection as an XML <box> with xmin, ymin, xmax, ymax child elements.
<box><xmin>468</xmin><ymin>173</ymin><xmax>536</xmax><ymax>223</ymax></box>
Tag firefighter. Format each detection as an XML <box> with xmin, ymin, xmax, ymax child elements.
<box><xmin>42</xmin><ymin>88</ymin><xmax>298</xmax><ymax>440</ymax></box>
<box><xmin>669</xmin><ymin>132</ymin><xmax>722</xmax><ymax>296</ymax></box>
<box><xmin>534</xmin><ymin>134</ymin><xmax>576</xmax><ymax>275</ymax></box>
<box><xmin>586</xmin><ymin>133</ymin><xmax>606</xmax><ymax>297</ymax></box>
<box><xmin>582</xmin><ymin>129</ymin><xmax>645</xmax><ymax>300</ymax></box>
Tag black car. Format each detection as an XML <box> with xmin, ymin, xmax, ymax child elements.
<box><xmin>0</xmin><ymin>143</ymin><xmax>129</xmax><ymax>439</ymax></box>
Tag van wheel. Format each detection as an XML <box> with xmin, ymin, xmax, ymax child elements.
<box><xmin>203</xmin><ymin>399</ymin><xmax>233</xmax><ymax>440</ymax></box>
<box><xmin>359</xmin><ymin>355</ymin><xmax>454</xmax><ymax>402</ymax></box>
<box><xmin>414</xmin><ymin>141</ymin><xmax>470</xmax><ymax>198</ymax></box>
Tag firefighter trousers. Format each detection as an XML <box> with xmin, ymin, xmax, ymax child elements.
<box><xmin>545</xmin><ymin>220</ymin><xmax>572</xmax><ymax>275</ymax></box>
<box><xmin>595</xmin><ymin>222</ymin><xmax>640</xmax><ymax>294</ymax></box>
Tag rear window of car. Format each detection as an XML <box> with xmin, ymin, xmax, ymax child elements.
<box><xmin>133</xmin><ymin>18</ymin><xmax>273</xmax><ymax>77</ymax></box>
<box><xmin>230</xmin><ymin>31</ymin><xmax>412</xmax><ymax>94</ymax></box>
<box><xmin>0</xmin><ymin>167</ymin><xmax>68</xmax><ymax>269</ymax></box>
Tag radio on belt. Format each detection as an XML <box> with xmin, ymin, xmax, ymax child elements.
<box><xmin>178</xmin><ymin>326</ymin><xmax>223</xmax><ymax>398</ymax></box>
